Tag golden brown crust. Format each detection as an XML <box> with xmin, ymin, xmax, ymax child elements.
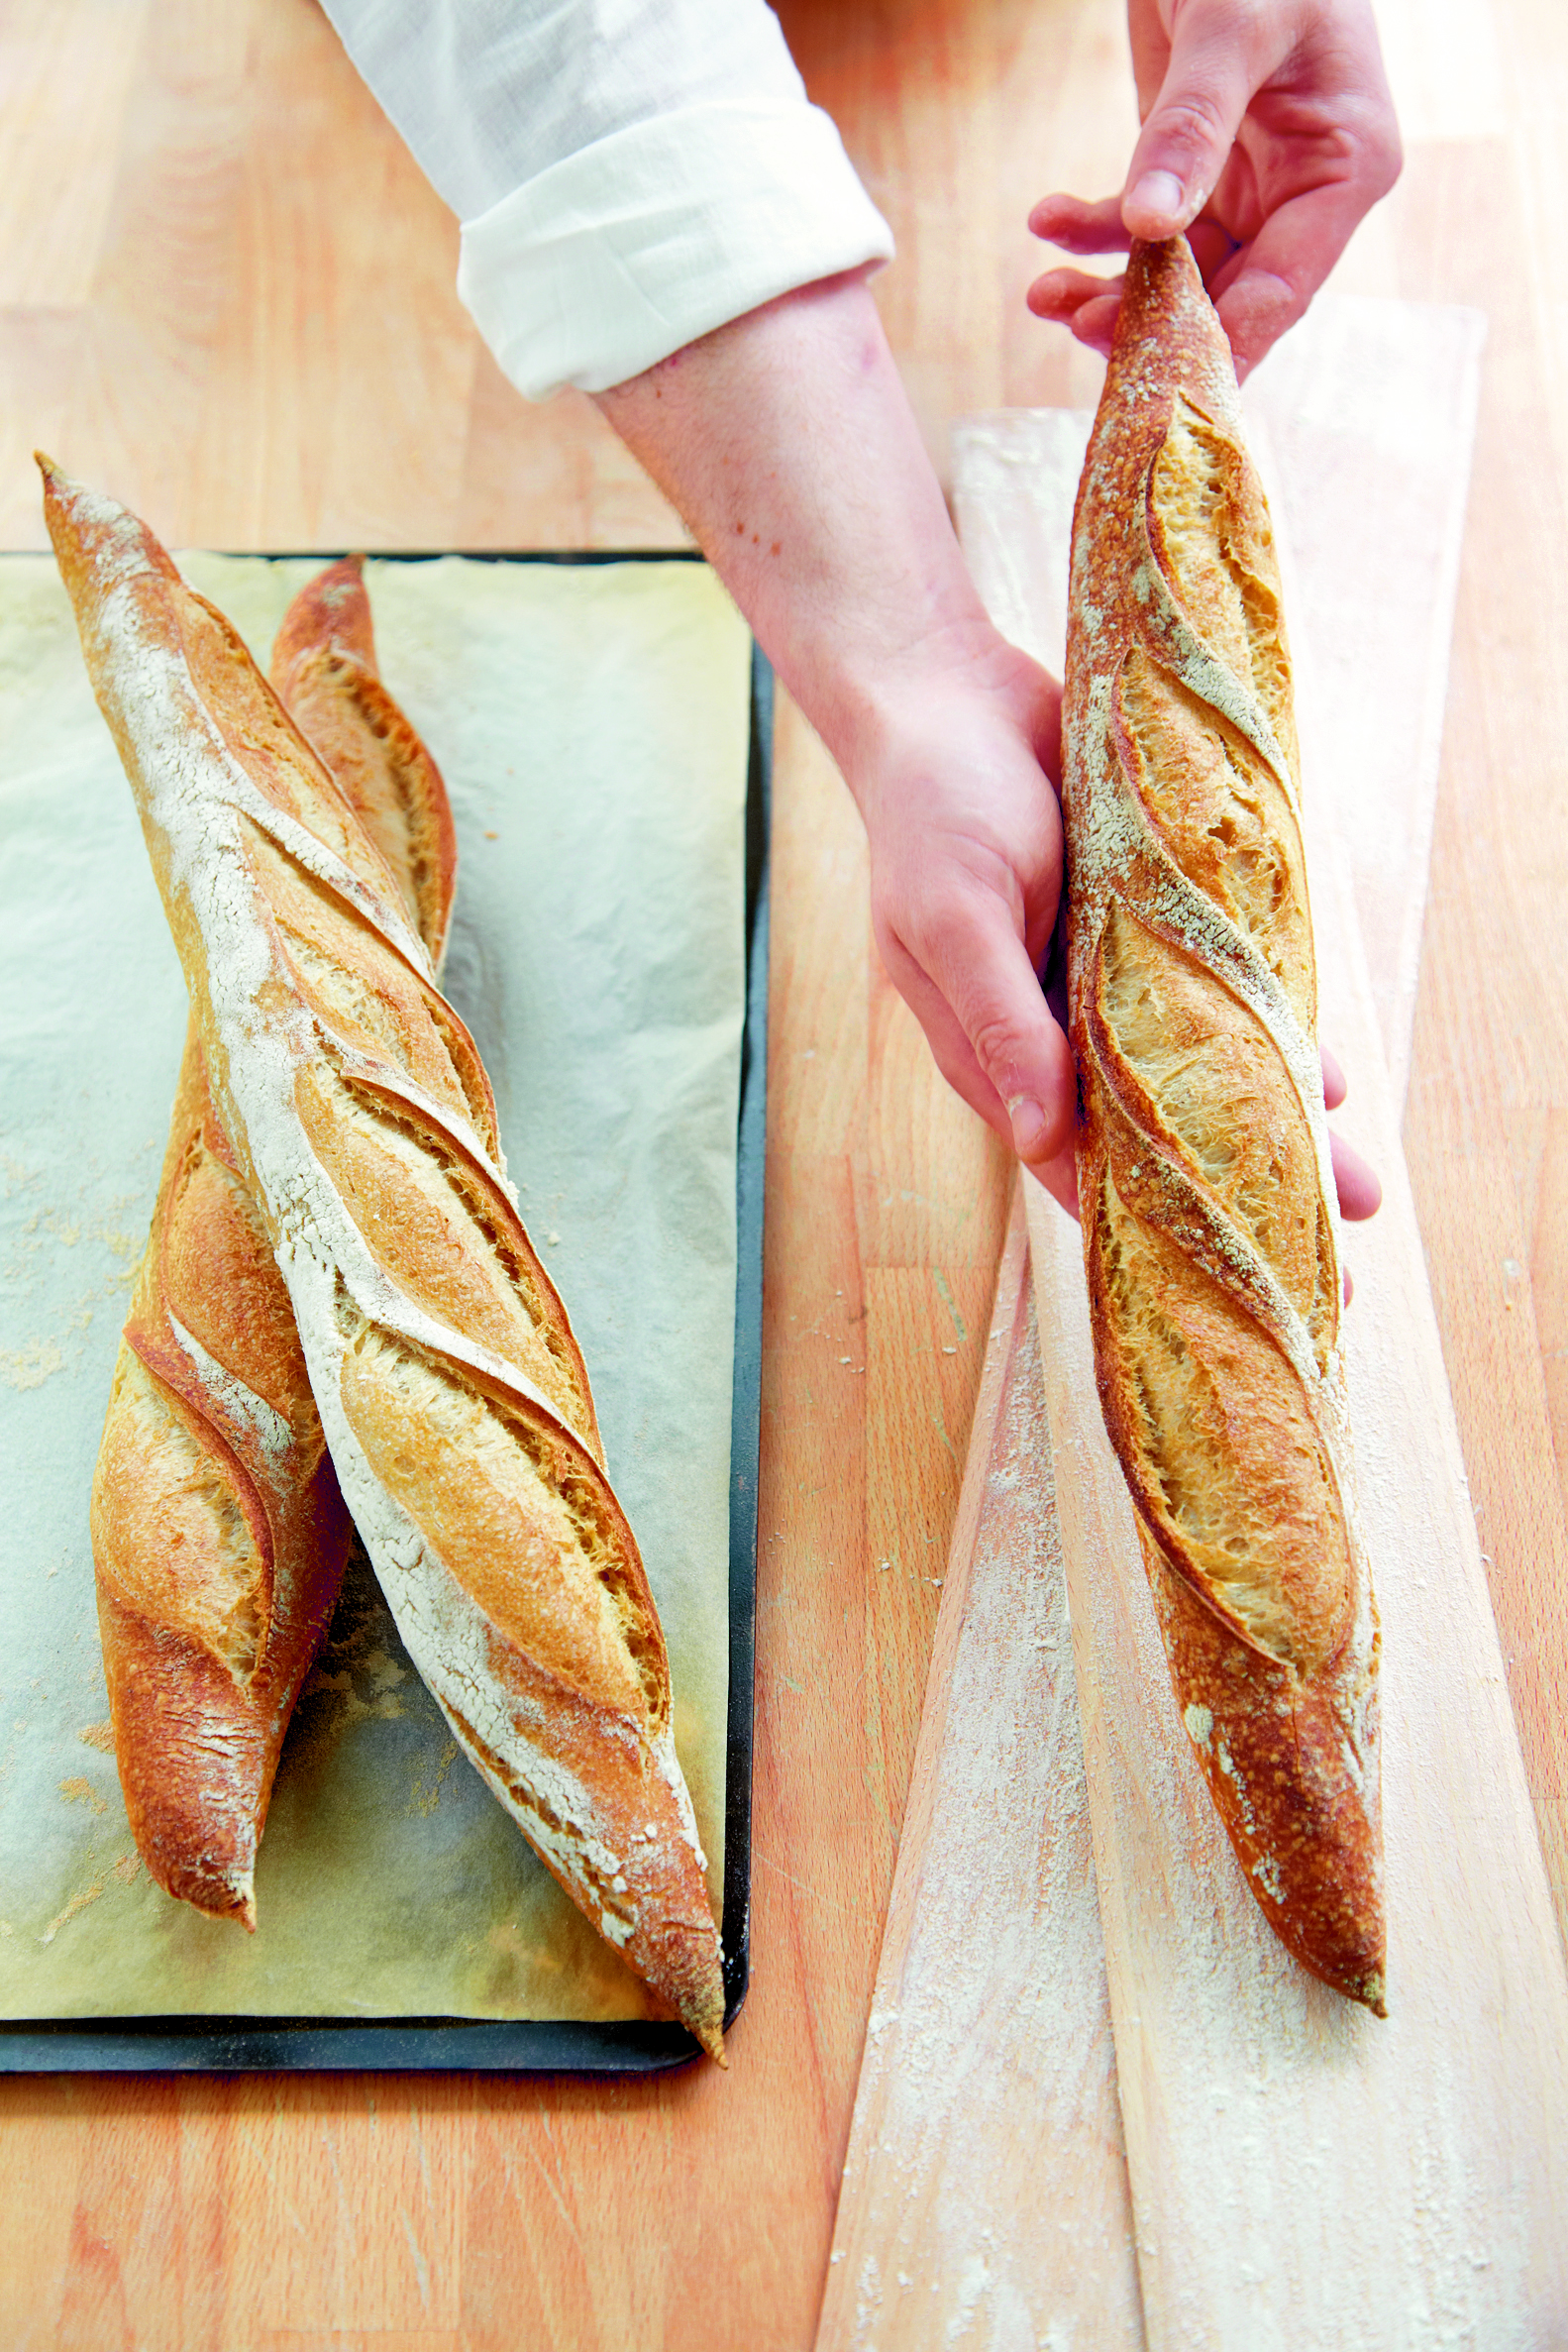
<box><xmin>84</xmin><ymin>553</ymin><xmax>467</xmax><ymax>1931</ymax></box>
<box><xmin>1062</xmin><ymin>246</ymin><xmax>1385</xmax><ymax>2010</ymax></box>
<box><xmin>47</xmin><ymin>463</ymin><xmax>725</xmax><ymax>2057</ymax></box>
<box><xmin>91</xmin><ymin>1032</ymin><xmax>352</xmax><ymax>1927</ymax></box>
<box><xmin>269</xmin><ymin>558</ymin><xmax>460</xmax><ymax>968</ymax></box>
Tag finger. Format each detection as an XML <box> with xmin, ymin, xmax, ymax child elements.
<box><xmin>1027</xmin><ymin>193</ymin><xmax>1132</xmax><ymax>255</ymax></box>
<box><xmin>1026</xmin><ymin>269</ymin><xmax>1124</xmax><ymax>357</ymax></box>
<box><xmin>1330</xmin><ymin>1128</ymin><xmax>1382</xmax><ymax>1223</ymax></box>
<box><xmin>1212</xmin><ymin>95</ymin><xmax>1401</xmax><ymax>372</ymax></box>
<box><xmin>1320</xmin><ymin>1043</ymin><xmax>1346</xmax><ymax>1111</ymax></box>
<box><xmin>1186</xmin><ymin>213</ymin><xmax>1242</xmax><ymax>282</ymax></box>
<box><xmin>1121</xmin><ymin>2</ymin><xmax>1273</xmax><ymax>238</ymax></box>
<box><xmin>877</xmin><ymin>892</ymin><xmax>1077</xmax><ymax>1170</ymax></box>
<box><xmin>1062</xmin><ymin>295</ymin><xmax>1123</xmax><ymax>358</ymax></box>
<box><xmin>1026</xmin><ymin>264</ymin><xmax>1123</xmax><ymax>315</ymax></box>
<box><xmin>1209</xmin><ymin>200</ymin><xmax>1364</xmax><ymax>376</ymax></box>
<box><xmin>880</xmin><ymin>927</ymin><xmax>1081</xmax><ymax>1203</ymax></box>
<box><xmin>1027</xmin><ymin>215</ymin><xmax>1233</xmax><ymax>350</ymax></box>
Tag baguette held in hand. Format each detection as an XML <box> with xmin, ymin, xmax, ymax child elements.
<box><xmin>45</xmin><ymin>466</ymin><xmax>727</xmax><ymax>2059</ymax></box>
<box><xmin>88</xmin><ymin>557</ymin><xmax>456</xmax><ymax>1929</ymax></box>
<box><xmin>1062</xmin><ymin>241</ymin><xmax>1385</xmax><ymax>2010</ymax></box>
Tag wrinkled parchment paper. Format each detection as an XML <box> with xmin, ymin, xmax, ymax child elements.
<box><xmin>0</xmin><ymin>552</ymin><xmax>750</xmax><ymax>2024</ymax></box>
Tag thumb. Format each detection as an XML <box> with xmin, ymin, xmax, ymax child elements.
<box><xmin>1121</xmin><ymin>4</ymin><xmax>1272</xmax><ymax>237</ymax></box>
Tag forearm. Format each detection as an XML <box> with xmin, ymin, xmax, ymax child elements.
<box><xmin>593</xmin><ymin>271</ymin><xmax>1017</xmax><ymax>791</ymax></box>
<box><xmin>596</xmin><ymin>272</ymin><xmax>1077</xmax><ymax>1192</ymax></box>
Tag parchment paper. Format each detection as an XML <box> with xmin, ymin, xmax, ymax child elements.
<box><xmin>0</xmin><ymin>552</ymin><xmax>752</xmax><ymax>2024</ymax></box>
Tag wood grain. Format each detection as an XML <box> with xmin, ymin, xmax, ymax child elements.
<box><xmin>816</xmin><ymin>1189</ymin><xmax>1144</xmax><ymax>2352</ymax></box>
<box><xmin>3</xmin><ymin>0</ymin><xmax>1568</xmax><ymax>2341</ymax></box>
<box><xmin>1023</xmin><ymin>802</ymin><xmax>1568</xmax><ymax>2336</ymax></box>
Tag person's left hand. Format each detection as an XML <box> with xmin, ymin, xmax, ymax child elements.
<box><xmin>1026</xmin><ymin>0</ymin><xmax>1402</xmax><ymax>378</ymax></box>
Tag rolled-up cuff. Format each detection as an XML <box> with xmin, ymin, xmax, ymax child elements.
<box><xmin>456</xmin><ymin>100</ymin><xmax>894</xmax><ymax>400</ymax></box>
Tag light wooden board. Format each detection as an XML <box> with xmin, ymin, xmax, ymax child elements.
<box><xmin>815</xmin><ymin>1189</ymin><xmax>1143</xmax><ymax>2352</ymax></box>
<box><xmin>1024</xmin><ymin>812</ymin><xmax>1568</xmax><ymax>2343</ymax></box>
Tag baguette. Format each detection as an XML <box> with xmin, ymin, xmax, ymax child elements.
<box><xmin>270</xmin><ymin>559</ymin><xmax>458</xmax><ymax>967</ymax></box>
<box><xmin>1062</xmin><ymin>241</ymin><xmax>1385</xmax><ymax>2010</ymax></box>
<box><xmin>46</xmin><ymin>464</ymin><xmax>727</xmax><ymax>2058</ymax></box>
<box><xmin>91</xmin><ymin>1031</ymin><xmax>352</xmax><ymax>1927</ymax></box>
<box><xmin>90</xmin><ymin>557</ymin><xmax>455</xmax><ymax>1927</ymax></box>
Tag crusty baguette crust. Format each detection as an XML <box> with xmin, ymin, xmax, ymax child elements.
<box><xmin>1062</xmin><ymin>243</ymin><xmax>1385</xmax><ymax>2010</ymax></box>
<box><xmin>47</xmin><ymin>464</ymin><xmax>725</xmax><ymax>2057</ymax></box>
<box><xmin>270</xmin><ymin>558</ymin><xmax>459</xmax><ymax>970</ymax></box>
<box><xmin>91</xmin><ymin>1031</ymin><xmax>352</xmax><ymax>1925</ymax></box>
<box><xmin>89</xmin><ymin>560</ymin><xmax>462</xmax><ymax>1927</ymax></box>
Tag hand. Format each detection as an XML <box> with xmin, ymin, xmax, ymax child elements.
<box><xmin>1027</xmin><ymin>0</ymin><xmax>1402</xmax><ymax>378</ymax></box>
<box><xmin>847</xmin><ymin>644</ymin><xmax>1384</xmax><ymax>1236</ymax></box>
<box><xmin>597</xmin><ymin>275</ymin><xmax>1079</xmax><ymax>1213</ymax></box>
<box><xmin>848</xmin><ymin>643</ymin><xmax>1081</xmax><ymax>1212</ymax></box>
<box><xmin>594</xmin><ymin>271</ymin><xmax>1382</xmax><ymax>1234</ymax></box>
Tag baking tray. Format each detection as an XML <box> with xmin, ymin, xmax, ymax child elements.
<box><xmin>0</xmin><ymin>551</ymin><xmax>768</xmax><ymax>2076</ymax></box>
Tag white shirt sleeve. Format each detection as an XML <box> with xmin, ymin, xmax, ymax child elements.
<box><xmin>321</xmin><ymin>0</ymin><xmax>895</xmax><ymax>400</ymax></box>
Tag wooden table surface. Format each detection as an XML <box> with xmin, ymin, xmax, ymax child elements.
<box><xmin>3</xmin><ymin>1</ymin><xmax>1565</xmax><ymax>2345</ymax></box>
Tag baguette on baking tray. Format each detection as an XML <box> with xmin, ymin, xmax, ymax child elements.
<box><xmin>45</xmin><ymin>467</ymin><xmax>727</xmax><ymax>2060</ymax></box>
<box><xmin>1062</xmin><ymin>240</ymin><xmax>1385</xmax><ymax>2009</ymax></box>
<box><xmin>88</xmin><ymin>558</ymin><xmax>453</xmax><ymax>1931</ymax></box>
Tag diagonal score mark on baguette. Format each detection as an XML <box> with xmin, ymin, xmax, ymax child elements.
<box><xmin>44</xmin><ymin>463</ymin><xmax>727</xmax><ymax>2058</ymax></box>
<box><xmin>1062</xmin><ymin>243</ymin><xmax>1384</xmax><ymax>2010</ymax></box>
<box><xmin>93</xmin><ymin>983</ymin><xmax>355</xmax><ymax>1929</ymax></box>
<box><xmin>271</xmin><ymin>559</ymin><xmax>460</xmax><ymax>965</ymax></box>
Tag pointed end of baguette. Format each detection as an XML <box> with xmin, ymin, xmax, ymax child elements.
<box><xmin>270</xmin><ymin>553</ymin><xmax>376</xmax><ymax>691</ymax></box>
<box><xmin>1307</xmin><ymin>1952</ymin><xmax>1386</xmax><ymax>2018</ymax></box>
<box><xmin>168</xmin><ymin>1870</ymin><xmax>258</xmax><ymax>1933</ymax></box>
<box><xmin>36</xmin><ymin>460</ymin><xmax>183</xmax><ymax>606</ymax></box>
<box><xmin>629</xmin><ymin>1883</ymin><xmax>727</xmax><ymax>2065</ymax></box>
<box><xmin>175</xmin><ymin>1857</ymin><xmax>259</xmax><ymax>1932</ymax></box>
<box><xmin>686</xmin><ymin>1987</ymin><xmax>727</xmax><ymax>2068</ymax></box>
<box><xmin>35</xmin><ymin>451</ymin><xmax>66</xmax><ymax>523</ymax></box>
<box><xmin>636</xmin><ymin>1910</ymin><xmax>727</xmax><ymax>2065</ymax></box>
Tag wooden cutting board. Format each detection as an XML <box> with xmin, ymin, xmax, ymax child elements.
<box><xmin>817</xmin><ymin>301</ymin><xmax>1568</xmax><ymax>2350</ymax></box>
<box><xmin>816</xmin><ymin>1189</ymin><xmax>1144</xmax><ymax>2349</ymax></box>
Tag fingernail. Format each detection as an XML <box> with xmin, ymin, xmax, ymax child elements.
<box><xmin>1128</xmin><ymin>169</ymin><xmax>1185</xmax><ymax>227</ymax></box>
<box><xmin>1007</xmin><ymin>1094</ymin><xmax>1050</xmax><ymax>1158</ymax></box>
